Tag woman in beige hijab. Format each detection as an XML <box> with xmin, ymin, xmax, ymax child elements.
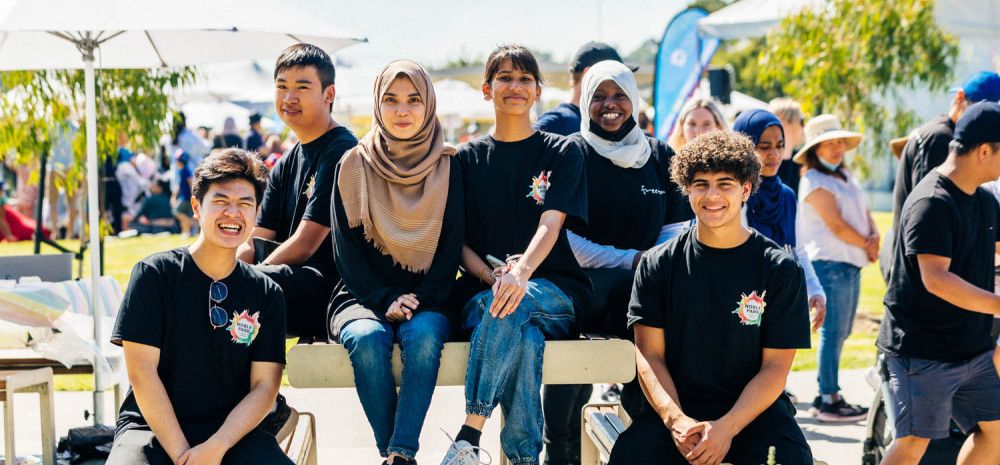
<box><xmin>331</xmin><ymin>60</ymin><xmax>465</xmax><ymax>465</ymax></box>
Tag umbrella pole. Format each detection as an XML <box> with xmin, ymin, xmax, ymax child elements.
<box><xmin>83</xmin><ymin>43</ymin><xmax>106</xmax><ymax>426</ymax></box>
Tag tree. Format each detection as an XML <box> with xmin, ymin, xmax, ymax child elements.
<box><xmin>739</xmin><ymin>0</ymin><xmax>958</xmax><ymax>172</ymax></box>
<box><xmin>0</xmin><ymin>68</ymin><xmax>196</xmax><ymax>196</ymax></box>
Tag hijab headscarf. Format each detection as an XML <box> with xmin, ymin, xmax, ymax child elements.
<box><xmin>579</xmin><ymin>60</ymin><xmax>651</xmax><ymax>169</ymax></box>
<box><xmin>732</xmin><ymin>109</ymin><xmax>797</xmax><ymax>247</ymax></box>
<box><xmin>336</xmin><ymin>60</ymin><xmax>455</xmax><ymax>273</ymax></box>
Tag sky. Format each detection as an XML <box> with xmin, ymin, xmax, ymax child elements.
<box><xmin>311</xmin><ymin>0</ymin><xmax>690</xmax><ymax>68</ymax></box>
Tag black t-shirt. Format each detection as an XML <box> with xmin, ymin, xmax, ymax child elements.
<box><xmin>569</xmin><ymin>133</ymin><xmax>693</xmax><ymax>251</ymax></box>
<box><xmin>627</xmin><ymin>229</ymin><xmax>810</xmax><ymax>419</ymax></box>
<box><xmin>891</xmin><ymin>115</ymin><xmax>954</xmax><ymax>228</ymax></box>
<box><xmin>111</xmin><ymin>248</ymin><xmax>287</xmax><ymax>431</ymax></box>
<box><xmin>246</xmin><ymin>130</ymin><xmax>264</xmax><ymax>152</ymax></box>
<box><xmin>257</xmin><ymin>126</ymin><xmax>358</xmax><ymax>276</ymax></box>
<box><xmin>329</xmin><ymin>157</ymin><xmax>465</xmax><ymax>339</ymax></box>
<box><xmin>879</xmin><ymin>171</ymin><xmax>998</xmax><ymax>362</ymax></box>
<box><xmin>454</xmin><ymin>132</ymin><xmax>593</xmax><ymax>314</ymax></box>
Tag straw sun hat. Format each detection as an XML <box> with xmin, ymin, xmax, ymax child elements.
<box><xmin>792</xmin><ymin>114</ymin><xmax>863</xmax><ymax>164</ymax></box>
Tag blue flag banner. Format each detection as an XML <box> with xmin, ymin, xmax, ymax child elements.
<box><xmin>653</xmin><ymin>8</ymin><xmax>720</xmax><ymax>141</ymax></box>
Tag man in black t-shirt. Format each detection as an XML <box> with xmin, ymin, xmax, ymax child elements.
<box><xmin>877</xmin><ymin>102</ymin><xmax>1000</xmax><ymax>465</ymax></box>
<box><xmin>881</xmin><ymin>71</ymin><xmax>1000</xmax><ymax>282</ymax></box>
<box><xmin>236</xmin><ymin>43</ymin><xmax>358</xmax><ymax>341</ymax></box>
<box><xmin>107</xmin><ymin>149</ymin><xmax>290</xmax><ymax>465</ymax></box>
<box><xmin>608</xmin><ymin>131</ymin><xmax>813</xmax><ymax>465</ymax></box>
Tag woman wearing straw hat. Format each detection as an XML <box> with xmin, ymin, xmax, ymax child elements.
<box><xmin>794</xmin><ymin>114</ymin><xmax>879</xmax><ymax>422</ymax></box>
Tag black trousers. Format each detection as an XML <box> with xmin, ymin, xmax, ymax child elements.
<box><xmin>106</xmin><ymin>426</ymin><xmax>292</xmax><ymax>465</ymax></box>
<box><xmin>608</xmin><ymin>406</ymin><xmax>813</xmax><ymax>465</ymax></box>
<box><xmin>256</xmin><ymin>263</ymin><xmax>333</xmax><ymax>341</ymax></box>
<box><xmin>544</xmin><ymin>268</ymin><xmax>635</xmax><ymax>464</ymax></box>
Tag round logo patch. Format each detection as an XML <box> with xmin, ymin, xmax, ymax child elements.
<box><xmin>228</xmin><ymin>310</ymin><xmax>261</xmax><ymax>345</ymax></box>
<box><xmin>733</xmin><ymin>291</ymin><xmax>766</xmax><ymax>327</ymax></box>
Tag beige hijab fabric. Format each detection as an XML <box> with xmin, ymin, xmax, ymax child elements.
<box><xmin>337</xmin><ymin>60</ymin><xmax>455</xmax><ymax>273</ymax></box>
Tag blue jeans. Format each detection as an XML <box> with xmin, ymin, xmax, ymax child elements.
<box><xmin>813</xmin><ymin>260</ymin><xmax>861</xmax><ymax>395</ymax></box>
<box><xmin>462</xmin><ymin>279</ymin><xmax>575</xmax><ymax>465</ymax></box>
<box><xmin>340</xmin><ymin>311</ymin><xmax>451</xmax><ymax>459</ymax></box>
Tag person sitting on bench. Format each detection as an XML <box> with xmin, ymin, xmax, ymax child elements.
<box><xmin>439</xmin><ymin>44</ymin><xmax>593</xmax><ymax>465</ymax></box>
<box><xmin>236</xmin><ymin>43</ymin><xmax>359</xmax><ymax>341</ymax></box>
<box><xmin>331</xmin><ymin>60</ymin><xmax>464</xmax><ymax>465</ymax></box>
<box><xmin>107</xmin><ymin>149</ymin><xmax>291</xmax><ymax>465</ymax></box>
<box><xmin>608</xmin><ymin>131</ymin><xmax>814</xmax><ymax>465</ymax></box>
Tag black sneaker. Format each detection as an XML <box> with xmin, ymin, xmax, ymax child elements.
<box><xmin>809</xmin><ymin>395</ymin><xmax>822</xmax><ymax>416</ymax></box>
<box><xmin>816</xmin><ymin>398</ymin><xmax>868</xmax><ymax>423</ymax></box>
<box><xmin>261</xmin><ymin>394</ymin><xmax>292</xmax><ymax>436</ymax></box>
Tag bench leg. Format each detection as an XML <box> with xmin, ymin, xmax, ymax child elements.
<box><xmin>39</xmin><ymin>380</ymin><xmax>55</xmax><ymax>465</ymax></box>
<box><xmin>580</xmin><ymin>408</ymin><xmax>599</xmax><ymax>465</ymax></box>
<box><xmin>3</xmin><ymin>391</ymin><xmax>14</xmax><ymax>465</ymax></box>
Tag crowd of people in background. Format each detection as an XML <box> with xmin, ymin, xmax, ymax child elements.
<box><xmin>0</xmin><ymin>109</ymin><xmax>303</xmax><ymax>243</ymax></box>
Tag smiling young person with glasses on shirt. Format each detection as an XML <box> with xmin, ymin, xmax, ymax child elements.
<box><xmin>107</xmin><ymin>149</ymin><xmax>292</xmax><ymax>465</ymax></box>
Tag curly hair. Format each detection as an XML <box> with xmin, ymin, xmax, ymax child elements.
<box><xmin>670</xmin><ymin>130</ymin><xmax>761</xmax><ymax>195</ymax></box>
<box><xmin>192</xmin><ymin>148</ymin><xmax>269</xmax><ymax>204</ymax></box>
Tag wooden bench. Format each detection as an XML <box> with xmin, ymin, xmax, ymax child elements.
<box><xmin>288</xmin><ymin>339</ymin><xmax>636</xmax><ymax>388</ymax></box>
<box><xmin>287</xmin><ymin>339</ymin><xmax>637</xmax><ymax>465</ymax></box>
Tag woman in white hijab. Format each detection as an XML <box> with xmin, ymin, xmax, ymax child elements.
<box><xmin>567</xmin><ymin>59</ymin><xmax>693</xmax><ymax>343</ymax></box>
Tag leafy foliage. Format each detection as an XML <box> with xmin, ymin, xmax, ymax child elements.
<box><xmin>0</xmin><ymin>68</ymin><xmax>196</xmax><ymax>193</ymax></box>
<box><xmin>726</xmin><ymin>0</ymin><xmax>958</xmax><ymax>171</ymax></box>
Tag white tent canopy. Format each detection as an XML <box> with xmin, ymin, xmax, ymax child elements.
<box><xmin>180</xmin><ymin>100</ymin><xmax>278</xmax><ymax>133</ymax></box>
<box><xmin>177</xmin><ymin>61</ymin><xmax>279</xmax><ymax>105</ymax></box>
<box><xmin>0</xmin><ymin>0</ymin><xmax>364</xmax><ymax>70</ymax></box>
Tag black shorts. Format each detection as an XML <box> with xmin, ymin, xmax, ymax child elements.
<box><xmin>107</xmin><ymin>426</ymin><xmax>292</xmax><ymax>465</ymax></box>
<box><xmin>608</xmin><ymin>403</ymin><xmax>812</xmax><ymax>465</ymax></box>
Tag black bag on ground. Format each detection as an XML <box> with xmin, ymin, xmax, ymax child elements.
<box><xmin>57</xmin><ymin>424</ymin><xmax>114</xmax><ymax>464</ymax></box>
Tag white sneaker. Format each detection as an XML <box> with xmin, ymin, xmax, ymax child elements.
<box><xmin>439</xmin><ymin>431</ymin><xmax>492</xmax><ymax>465</ymax></box>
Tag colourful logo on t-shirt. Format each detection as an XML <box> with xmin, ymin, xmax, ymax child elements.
<box><xmin>228</xmin><ymin>310</ymin><xmax>261</xmax><ymax>346</ymax></box>
<box><xmin>733</xmin><ymin>291</ymin><xmax>766</xmax><ymax>326</ymax></box>
<box><xmin>527</xmin><ymin>170</ymin><xmax>551</xmax><ymax>205</ymax></box>
<box><xmin>304</xmin><ymin>175</ymin><xmax>316</xmax><ymax>200</ymax></box>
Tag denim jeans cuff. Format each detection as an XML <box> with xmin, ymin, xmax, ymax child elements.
<box><xmin>465</xmin><ymin>401</ymin><xmax>494</xmax><ymax>418</ymax></box>
<box><xmin>386</xmin><ymin>447</ymin><xmax>416</xmax><ymax>460</ymax></box>
<box><xmin>510</xmin><ymin>457</ymin><xmax>539</xmax><ymax>465</ymax></box>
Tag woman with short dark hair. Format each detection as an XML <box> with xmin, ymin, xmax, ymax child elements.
<box><xmin>439</xmin><ymin>44</ymin><xmax>592</xmax><ymax>465</ymax></box>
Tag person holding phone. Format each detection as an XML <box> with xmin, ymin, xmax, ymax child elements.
<box><xmin>439</xmin><ymin>44</ymin><xmax>592</xmax><ymax>465</ymax></box>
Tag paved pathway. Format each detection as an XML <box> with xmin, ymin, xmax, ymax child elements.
<box><xmin>2</xmin><ymin>369</ymin><xmax>875</xmax><ymax>464</ymax></box>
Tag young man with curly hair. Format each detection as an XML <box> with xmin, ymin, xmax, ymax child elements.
<box><xmin>608</xmin><ymin>131</ymin><xmax>814</xmax><ymax>465</ymax></box>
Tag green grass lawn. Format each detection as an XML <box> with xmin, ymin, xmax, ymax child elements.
<box><xmin>2</xmin><ymin>211</ymin><xmax>894</xmax><ymax>389</ymax></box>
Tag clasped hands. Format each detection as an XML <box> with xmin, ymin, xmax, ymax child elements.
<box><xmin>488</xmin><ymin>254</ymin><xmax>528</xmax><ymax>319</ymax></box>
<box><xmin>669</xmin><ymin>416</ymin><xmax>736</xmax><ymax>465</ymax></box>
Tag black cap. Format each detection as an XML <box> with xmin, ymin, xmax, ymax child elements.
<box><xmin>249</xmin><ymin>112</ymin><xmax>262</xmax><ymax>125</ymax></box>
<box><xmin>570</xmin><ymin>41</ymin><xmax>638</xmax><ymax>74</ymax></box>
<box><xmin>954</xmin><ymin>101</ymin><xmax>1000</xmax><ymax>147</ymax></box>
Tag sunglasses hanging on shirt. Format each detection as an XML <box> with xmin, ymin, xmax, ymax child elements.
<box><xmin>209</xmin><ymin>281</ymin><xmax>229</xmax><ymax>329</ymax></box>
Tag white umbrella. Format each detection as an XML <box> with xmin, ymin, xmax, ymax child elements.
<box><xmin>0</xmin><ymin>0</ymin><xmax>365</xmax><ymax>425</ymax></box>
